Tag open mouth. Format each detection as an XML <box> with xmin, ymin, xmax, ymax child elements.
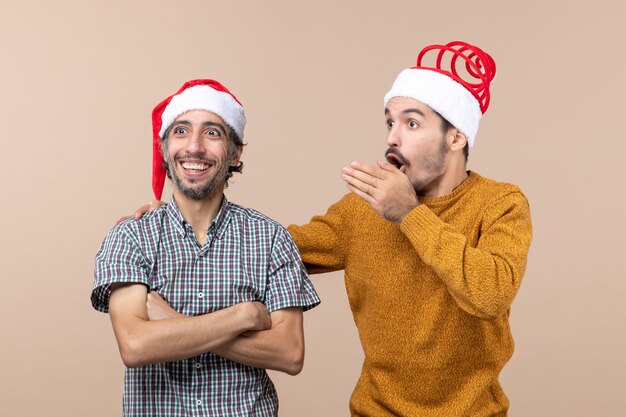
<box><xmin>385</xmin><ymin>150</ymin><xmax>407</xmax><ymax>172</ymax></box>
<box><xmin>178</xmin><ymin>160</ymin><xmax>214</xmax><ymax>177</ymax></box>
<box><xmin>181</xmin><ymin>161</ymin><xmax>210</xmax><ymax>173</ymax></box>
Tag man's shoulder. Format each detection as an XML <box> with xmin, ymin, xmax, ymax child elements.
<box><xmin>470</xmin><ymin>171</ymin><xmax>527</xmax><ymax>200</ymax></box>
<box><xmin>105</xmin><ymin>205</ymin><xmax>168</xmax><ymax>241</ymax></box>
<box><xmin>227</xmin><ymin>202</ymin><xmax>286</xmax><ymax>232</ymax></box>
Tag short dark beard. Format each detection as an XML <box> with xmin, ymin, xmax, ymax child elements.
<box><xmin>170</xmin><ymin>162</ymin><xmax>223</xmax><ymax>200</ymax></box>
<box><xmin>410</xmin><ymin>136</ymin><xmax>448</xmax><ymax>196</ymax></box>
<box><xmin>163</xmin><ymin>151</ymin><xmax>235</xmax><ymax>200</ymax></box>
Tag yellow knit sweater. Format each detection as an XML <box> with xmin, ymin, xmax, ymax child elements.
<box><xmin>288</xmin><ymin>172</ymin><xmax>532</xmax><ymax>417</ymax></box>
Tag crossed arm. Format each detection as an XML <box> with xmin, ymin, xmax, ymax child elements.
<box><xmin>109</xmin><ymin>283</ymin><xmax>305</xmax><ymax>375</ymax></box>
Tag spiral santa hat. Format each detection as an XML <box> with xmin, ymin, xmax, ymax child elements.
<box><xmin>384</xmin><ymin>41</ymin><xmax>496</xmax><ymax>148</ymax></box>
<box><xmin>151</xmin><ymin>79</ymin><xmax>246</xmax><ymax>200</ymax></box>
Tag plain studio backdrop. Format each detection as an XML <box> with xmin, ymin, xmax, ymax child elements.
<box><xmin>1</xmin><ymin>1</ymin><xmax>624</xmax><ymax>416</ymax></box>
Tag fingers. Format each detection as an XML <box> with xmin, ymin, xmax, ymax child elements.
<box><xmin>134</xmin><ymin>204</ymin><xmax>151</xmax><ymax>219</ymax></box>
<box><xmin>239</xmin><ymin>301</ymin><xmax>271</xmax><ymax>331</ymax></box>
<box><xmin>377</xmin><ymin>159</ymin><xmax>401</xmax><ymax>172</ymax></box>
<box><xmin>341</xmin><ymin>161</ymin><xmax>388</xmax><ymax>204</ymax></box>
<box><xmin>147</xmin><ymin>291</ymin><xmax>177</xmax><ymax>320</ymax></box>
<box><xmin>147</xmin><ymin>291</ymin><xmax>165</xmax><ymax>302</ymax></box>
<box><xmin>342</xmin><ymin>171</ymin><xmax>376</xmax><ymax>198</ymax></box>
<box><xmin>254</xmin><ymin>302</ymin><xmax>272</xmax><ymax>330</ymax></box>
<box><xmin>342</xmin><ymin>168</ymin><xmax>372</xmax><ymax>192</ymax></box>
<box><xmin>115</xmin><ymin>215</ymin><xmax>131</xmax><ymax>225</ymax></box>
<box><xmin>345</xmin><ymin>182</ymin><xmax>376</xmax><ymax>205</ymax></box>
<box><xmin>346</xmin><ymin>161</ymin><xmax>387</xmax><ymax>179</ymax></box>
<box><xmin>342</xmin><ymin>161</ymin><xmax>385</xmax><ymax>189</ymax></box>
<box><xmin>148</xmin><ymin>200</ymin><xmax>164</xmax><ymax>211</ymax></box>
<box><xmin>119</xmin><ymin>200</ymin><xmax>162</xmax><ymax>224</ymax></box>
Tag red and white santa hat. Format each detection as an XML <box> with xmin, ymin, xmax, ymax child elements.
<box><xmin>383</xmin><ymin>41</ymin><xmax>496</xmax><ymax>148</ymax></box>
<box><xmin>151</xmin><ymin>79</ymin><xmax>246</xmax><ymax>200</ymax></box>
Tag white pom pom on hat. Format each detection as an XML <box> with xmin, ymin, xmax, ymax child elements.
<box><xmin>384</xmin><ymin>41</ymin><xmax>496</xmax><ymax>148</ymax></box>
<box><xmin>151</xmin><ymin>79</ymin><xmax>246</xmax><ymax>200</ymax></box>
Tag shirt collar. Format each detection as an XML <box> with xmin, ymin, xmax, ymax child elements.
<box><xmin>211</xmin><ymin>196</ymin><xmax>232</xmax><ymax>239</ymax></box>
<box><xmin>165</xmin><ymin>194</ymin><xmax>232</xmax><ymax>238</ymax></box>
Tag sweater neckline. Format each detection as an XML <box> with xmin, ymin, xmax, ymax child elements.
<box><xmin>417</xmin><ymin>171</ymin><xmax>480</xmax><ymax>206</ymax></box>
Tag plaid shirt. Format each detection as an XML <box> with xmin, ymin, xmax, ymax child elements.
<box><xmin>92</xmin><ymin>196</ymin><xmax>320</xmax><ymax>417</ymax></box>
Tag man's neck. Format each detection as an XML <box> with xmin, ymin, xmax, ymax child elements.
<box><xmin>173</xmin><ymin>187</ymin><xmax>225</xmax><ymax>245</ymax></box>
<box><xmin>422</xmin><ymin>161</ymin><xmax>469</xmax><ymax>198</ymax></box>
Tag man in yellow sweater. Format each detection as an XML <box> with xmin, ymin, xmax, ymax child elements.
<box><xmin>288</xmin><ymin>41</ymin><xmax>532</xmax><ymax>416</ymax></box>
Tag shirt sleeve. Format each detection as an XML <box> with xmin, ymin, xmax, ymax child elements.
<box><xmin>91</xmin><ymin>223</ymin><xmax>150</xmax><ymax>313</ymax></box>
<box><xmin>264</xmin><ymin>227</ymin><xmax>321</xmax><ymax>313</ymax></box>
<box><xmin>400</xmin><ymin>190</ymin><xmax>532</xmax><ymax>320</ymax></box>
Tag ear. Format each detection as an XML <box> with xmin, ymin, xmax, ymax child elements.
<box><xmin>447</xmin><ymin>129</ymin><xmax>467</xmax><ymax>153</ymax></box>
<box><xmin>230</xmin><ymin>145</ymin><xmax>243</xmax><ymax>166</ymax></box>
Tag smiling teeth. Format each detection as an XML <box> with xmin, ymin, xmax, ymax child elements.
<box><xmin>182</xmin><ymin>162</ymin><xmax>208</xmax><ymax>171</ymax></box>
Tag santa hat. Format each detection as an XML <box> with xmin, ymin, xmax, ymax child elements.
<box><xmin>383</xmin><ymin>41</ymin><xmax>496</xmax><ymax>148</ymax></box>
<box><xmin>151</xmin><ymin>79</ymin><xmax>246</xmax><ymax>200</ymax></box>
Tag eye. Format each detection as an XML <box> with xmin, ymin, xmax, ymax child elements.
<box><xmin>408</xmin><ymin>120</ymin><xmax>419</xmax><ymax>128</ymax></box>
<box><xmin>205</xmin><ymin>128</ymin><xmax>222</xmax><ymax>138</ymax></box>
<box><xmin>386</xmin><ymin>119</ymin><xmax>395</xmax><ymax>129</ymax></box>
<box><xmin>173</xmin><ymin>126</ymin><xmax>188</xmax><ymax>135</ymax></box>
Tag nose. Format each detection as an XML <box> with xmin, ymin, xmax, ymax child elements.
<box><xmin>186</xmin><ymin>130</ymin><xmax>206</xmax><ymax>154</ymax></box>
<box><xmin>387</xmin><ymin>125</ymin><xmax>401</xmax><ymax>148</ymax></box>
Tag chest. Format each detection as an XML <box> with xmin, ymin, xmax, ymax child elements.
<box><xmin>146</xmin><ymin>233</ymin><xmax>270</xmax><ymax>316</ymax></box>
<box><xmin>344</xmin><ymin>206</ymin><xmax>482</xmax><ymax>306</ymax></box>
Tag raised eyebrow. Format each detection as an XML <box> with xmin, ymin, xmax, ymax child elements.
<box><xmin>384</xmin><ymin>108</ymin><xmax>425</xmax><ymax>118</ymax></box>
<box><xmin>171</xmin><ymin>120</ymin><xmax>192</xmax><ymax>127</ymax></box>
<box><xmin>402</xmin><ymin>108</ymin><xmax>425</xmax><ymax>117</ymax></box>
<box><xmin>202</xmin><ymin>121</ymin><xmax>227</xmax><ymax>134</ymax></box>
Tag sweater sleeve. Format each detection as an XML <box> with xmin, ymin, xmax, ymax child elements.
<box><xmin>287</xmin><ymin>196</ymin><xmax>349</xmax><ymax>275</ymax></box>
<box><xmin>399</xmin><ymin>191</ymin><xmax>532</xmax><ymax>320</ymax></box>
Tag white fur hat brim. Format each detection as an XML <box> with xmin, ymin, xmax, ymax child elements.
<box><xmin>159</xmin><ymin>84</ymin><xmax>246</xmax><ymax>139</ymax></box>
<box><xmin>383</xmin><ymin>69</ymin><xmax>481</xmax><ymax>148</ymax></box>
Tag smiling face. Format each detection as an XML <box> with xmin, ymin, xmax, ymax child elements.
<box><xmin>384</xmin><ymin>97</ymin><xmax>458</xmax><ymax>197</ymax></box>
<box><xmin>161</xmin><ymin>110</ymin><xmax>241</xmax><ymax>200</ymax></box>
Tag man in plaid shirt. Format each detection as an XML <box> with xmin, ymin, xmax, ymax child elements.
<box><xmin>92</xmin><ymin>79</ymin><xmax>320</xmax><ymax>417</ymax></box>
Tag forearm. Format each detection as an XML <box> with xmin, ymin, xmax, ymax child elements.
<box><xmin>425</xmin><ymin>230</ymin><xmax>522</xmax><ymax>318</ymax></box>
<box><xmin>212</xmin><ymin>308</ymin><xmax>305</xmax><ymax>375</ymax></box>
<box><xmin>114</xmin><ymin>306</ymin><xmax>248</xmax><ymax>367</ymax></box>
<box><xmin>401</xmin><ymin>201</ymin><xmax>532</xmax><ymax>319</ymax></box>
<box><xmin>109</xmin><ymin>284</ymin><xmax>266</xmax><ymax>368</ymax></box>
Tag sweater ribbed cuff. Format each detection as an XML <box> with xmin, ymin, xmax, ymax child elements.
<box><xmin>399</xmin><ymin>204</ymin><xmax>445</xmax><ymax>260</ymax></box>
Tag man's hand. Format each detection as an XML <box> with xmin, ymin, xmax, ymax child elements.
<box><xmin>147</xmin><ymin>291</ymin><xmax>185</xmax><ymax>320</ymax></box>
<box><xmin>341</xmin><ymin>160</ymin><xmax>419</xmax><ymax>223</ymax></box>
<box><xmin>115</xmin><ymin>200</ymin><xmax>165</xmax><ymax>224</ymax></box>
<box><xmin>237</xmin><ymin>301</ymin><xmax>272</xmax><ymax>332</ymax></box>
<box><xmin>212</xmin><ymin>308</ymin><xmax>305</xmax><ymax>375</ymax></box>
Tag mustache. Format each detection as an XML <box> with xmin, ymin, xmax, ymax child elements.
<box><xmin>174</xmin><ymin>153</ymin><xmax>215</xmax><ymax>164</ymax></box>
<box><xmin>384</xmin><ymin>148</ymin><xmax>410</xmax><ymax>167</ymax></box>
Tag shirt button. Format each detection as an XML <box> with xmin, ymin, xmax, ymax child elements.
<box><xmin>197</xmin><ymin>292</ymin><xmax>204</xmax><ymax>299</ymax></box>
<box><xmin>196</xmin><ymin>399</ymin><xmax>203</xmax><ymax>406</ymax></box>
<box><xmin>195</xmin><ymin>362</ymin><xmax>202</xmax><ymax>369</ymax></box>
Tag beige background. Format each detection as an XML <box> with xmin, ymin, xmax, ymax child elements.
<box><xmin>1</xmin><ymin>0</ymin><xmax>625</xmax><ymax>416</ymax></box>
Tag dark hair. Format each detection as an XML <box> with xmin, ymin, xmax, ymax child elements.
<box><xmin>160</xmin><ymin>122</ymin><xmax>246</xmax><ymax>187</ymax></box>
<box><xmin>439</xmin><ymin>116</ymin><xmax>469</xmax><ymax>163</ymax></box>
<box><xmin>224</xmin><ymin>127</ymin><xmax>245</xmax><ymax>184</ymax></box>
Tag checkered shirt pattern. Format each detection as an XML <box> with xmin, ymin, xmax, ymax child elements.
<box><xmin>92</xmin><ymin>196</ymin><xmax>320</xmax><ymax>417</ymax></box>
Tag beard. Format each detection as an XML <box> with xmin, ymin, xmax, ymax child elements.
<box><xmin>165</xmin><ymin>152</ymin><xmax>233</xmax><ymax>200</ymax></box>
<box><xmin>385</xmin><ymin>136</ymin><xmax>448</xmax><ymax>196</ymax></box>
